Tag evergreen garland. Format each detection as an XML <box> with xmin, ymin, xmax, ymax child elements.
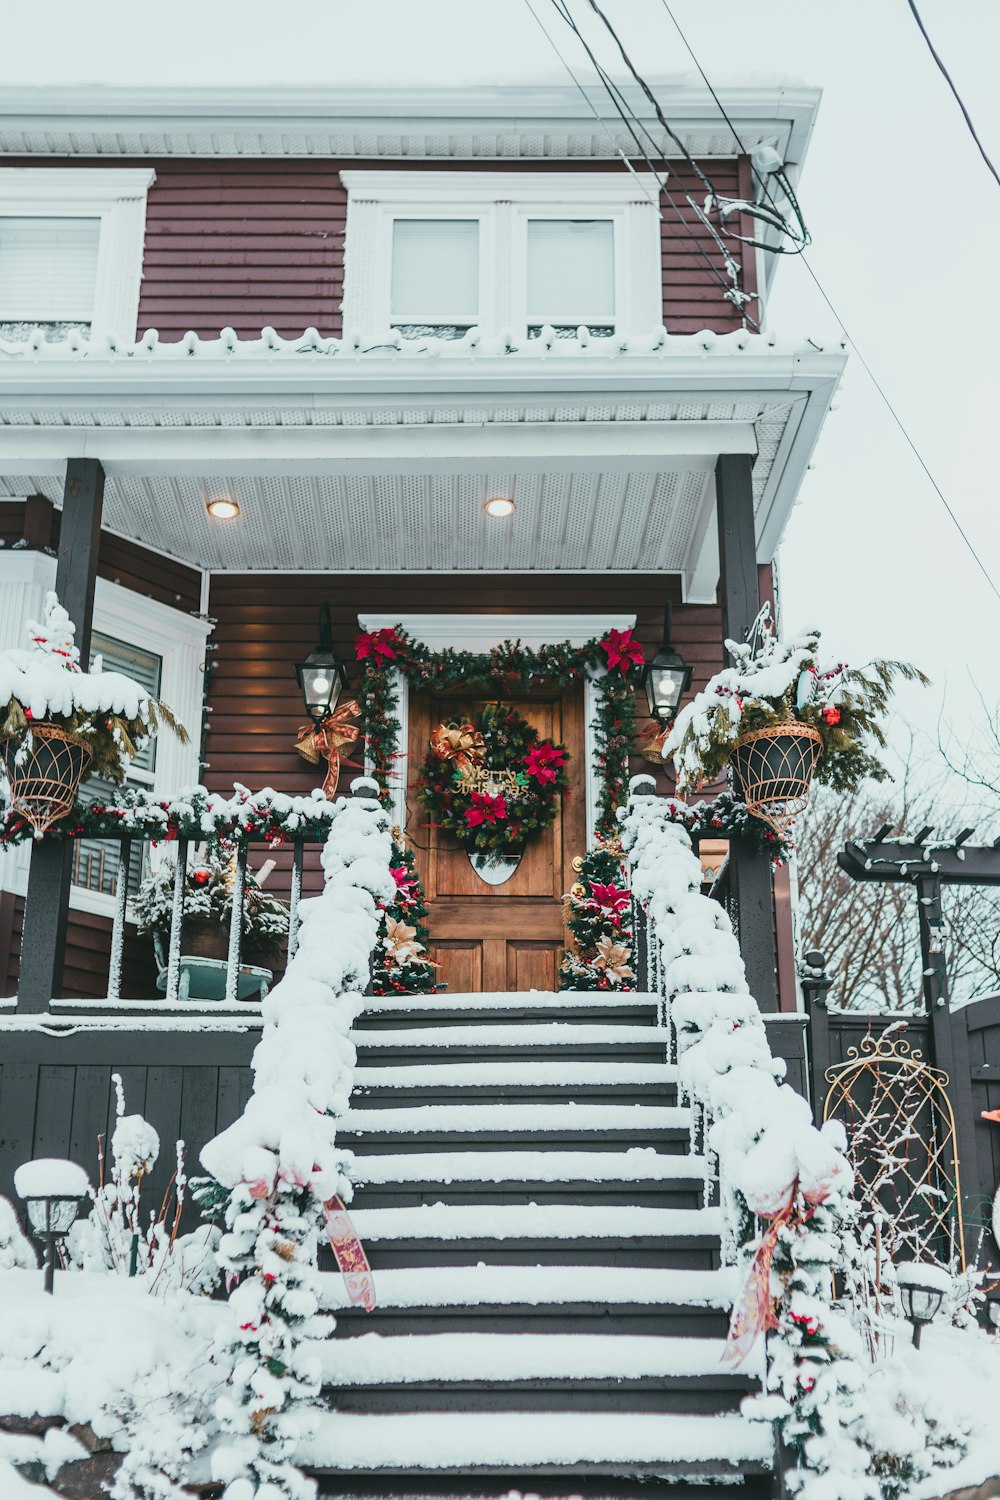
<box><xmin>559</xmin><ymin>838</ymin><xmax>635</xmax><ymax>990</ymax></box>
<box><xmin>371</xmin><ymin>839</ymin><xmax>438</xmax><ymax>996</ymax></box>
<box><xmin>356</xmin><ymin>625</ymin><xmax>639</xmax><ymax>839</ymax></box>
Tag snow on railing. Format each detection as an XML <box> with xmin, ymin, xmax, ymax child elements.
<box><xmin>198</xmin><ymin>777</ymin><xmax>394</xmax><ymax>1500</ymax></box>
<box><xmin>0</xmin><ymin>324</ymin><xmax>834</xmax><ymax>364</ymax></box>
<box><xmin>620</xmin><ymin>776</ymin><xmax>874</xmax><ymax>1496</ymax></box>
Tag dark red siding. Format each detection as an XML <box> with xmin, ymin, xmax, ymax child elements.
<box><xmin>204</xmin><ymin>573</ymin><xmax>722</xmax><ymax>810</ymax></box>
<box><xmin>4</xmin><ymin>155</ymin><xmax>758</xmax><ymax>341</ymax></box>
<box><xmin>138</xmin><ymin>162</ymin><xmax>347</xmax><ymax>341</ymax></box>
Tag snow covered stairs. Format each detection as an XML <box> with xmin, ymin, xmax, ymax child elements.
<box><xmin>306</xmin><ymin>991</ymin><xmax>773</xmax><ymax>1496</ymax></box>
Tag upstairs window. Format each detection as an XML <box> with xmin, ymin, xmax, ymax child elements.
<box><xmin>0</xmin><ymin>217</ymin><xmax>101</xmax><ymax>342</ymax></box>
<box><xmin>0</xmin><ymin>168</ymin><xmax>154</xmax><ymax>343</ymax></box>
<box><xmin>390</xmin><ymin>218</ymin><xmax>480</xmax><ymax>339</ymax></box>
<box><xmin>526</xmin><ymin>219</ymin><xmax>615</xmax><ymax>339</ymax></box>
<box><xmin>342</xmin><ymin>172</ymin><xmax>661</xmax><ymax>342</ymax></box>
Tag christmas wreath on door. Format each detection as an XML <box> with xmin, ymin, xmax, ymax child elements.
<box><xmin>420</xmin><ymin>703</ymin><xmax>568</xmax><ymax>856</ymax></box>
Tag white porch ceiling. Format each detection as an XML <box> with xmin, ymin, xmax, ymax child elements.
<box><xmin>0</xmin><ymin>467</ymin><xmax>715</xmax><ymax>576</ymax></box>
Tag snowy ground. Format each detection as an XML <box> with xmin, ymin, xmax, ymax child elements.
<box><xmin>0</xmin><ymin>1268</ymin><xmax>228</xmax><ymax>1495</ymax></box>
<box><xmin>0</xmin><ymin>1268</ymin><xmax>996</xmax><ymax>1496</ymax></box>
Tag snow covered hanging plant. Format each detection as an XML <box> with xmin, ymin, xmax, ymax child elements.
<box><xmin>198</xmin><ymin>780</ymin><xmax>394</xmax><ymax>1500</ymax></box>
<box><xmin>664</xmin><ymin>619</ymin><xmax>924</xmax><ymax>834</ymax></box>
<box><xmin>133</xmin><ymin>846</ymin><xmax>289</xmax><ymax>961</ymax></box>
<box><xmin>0</xmin><ymin>592</ymin><xmax>187</xmax><ymax>835</ymax></box>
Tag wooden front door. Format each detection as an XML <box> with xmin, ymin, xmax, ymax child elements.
<box><xmin>407</xmin><ymin>688</ymin><xmax>586</xmax><ymax>993</ymax></box>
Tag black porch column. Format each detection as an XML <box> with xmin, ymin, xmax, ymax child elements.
<box><xmin>18</xmin><ymin>459</ymin><xmax>105</xmax><ymax>1012</ymax></box>
<box><xmin>715</xmin><ymin>453</ymin><xmax>778</xmax><ymax>1012</ymax></box>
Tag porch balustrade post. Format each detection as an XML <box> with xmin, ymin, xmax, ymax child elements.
<box><xmin>18</xmin><ymin>459</ymin><xmax>105</xmax><ymax>1012</ymax></box>
<box><xmin>715</xmin><ymin>453</ymin><xmax>779</xmax><ymax>1013</ymax></box>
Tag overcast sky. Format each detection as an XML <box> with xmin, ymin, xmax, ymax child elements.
<box><xmin>5</xmin><ymin>0</ymin><xmax>999</xmax><ymax>759</ymax></box>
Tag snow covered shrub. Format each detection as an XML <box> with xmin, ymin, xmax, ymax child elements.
<box><xmin>198</xmin><ymin>781</ymin><xmax>393</xmax><ymax>1500</ymax></box>
<box><xmin>620</xmin><ymin>784</ymin><xmax>968</xmax><ymax>1500</ymax></box>
<box><xmin>664</xmin><ymin>619</ymin><xmax>924</xmax><ymax>794</ymax></box>
<box><xmin>0</xmin><ymin>1194</ymin><xmax>36</xmax><ymax>1270</ymax></box>
<box><xmin>66</xmin><ymin>1074</ymin><xmax>220</xmax><ymax>1296</ymax></box>
<box><xmin>0</xmin><ymin>591</ymin><xmax>186</xmax><ymax>788</ymax></box>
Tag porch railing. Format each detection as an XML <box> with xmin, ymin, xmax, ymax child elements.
<box><xmin>19</xmin><ymin>831</ymin><xmax>328</xmax><ymax>1007</ymax></box>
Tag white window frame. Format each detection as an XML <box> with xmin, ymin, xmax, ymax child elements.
<box><xmin>0</xmin><ymin>168</ymin><xmax>155</xmax><ymax>340</ymax></box>
<box><xmin>0</xmin><ymin>549</ymin><xmax>211</xmax><ymax>919</ymax></box>
<box><xmin>341</xmin><ymin>171</ymin><xmax>662</xmax><ymax>339</ymax></box>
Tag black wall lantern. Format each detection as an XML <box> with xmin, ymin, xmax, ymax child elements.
<box><xmin>643</xmin><ymin>603</ymin><xmax>693</xmax><ymax>725</ymax></box>
<box><xmin>294</xmin><ymin>603</ymin><xmax>348</xmax><ymax>725</ymax></box>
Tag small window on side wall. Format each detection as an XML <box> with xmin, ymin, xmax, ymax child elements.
<box><xmin>71</xmin><ymin>633</ymin><xmax>163</xmax><ymax>900</ymax></box>
<box><xmin>390</xmin><ymin>218</ymin><xmax>480</xmax><ymax>339</ymax></box>
<box><xmin>0</xmin><ymin>216</ymin><xmax>101</xmax><ymax>344</ymax></box>
<box><xmin>527</xmin><ymin>218</ymin><xmax>615</xmax><ymax>340</ymax></box>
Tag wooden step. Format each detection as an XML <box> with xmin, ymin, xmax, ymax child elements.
<box><xmin>314</xmin><ymin>1476</ymin><xmax>774</xmax><ymax>1500</ymax></box>
<box><xmin>321</xmin><ymin>1331</ymin><xmax>758</xmax><ymax>1414</ymax></box>
<box><xmin>355</xmin><ymin>992</ymin><xmax>662</xmax><ymax>1032</ymax></box>
<box><xmin>348</xmin><ymin>1148</ymin><xmax>708</xmax><ymax>1209</ymax></box>
<box><xmin>326</xmin><ymin>1202</ymin><xmax>721</xmax><ymax>1271</ymax></box>
<box><xmin>352</xmin><ymin>1023</ymin><xmax>672</xmax><ymax>1064</ymax></box>
<box><xmin>352</xmin><ymin>1060</ymin><xmax>678</xmax><ymax>1108</ymax></box>
<box><xmin>300</xmin><ymin>1409</ymin><xmax>774</xmax><ymax>1478</ymax></box>
<box><xmin>321</xmin><ymin>1263</ymin><xmax>737</xmax><ymax>1340</ymax></box>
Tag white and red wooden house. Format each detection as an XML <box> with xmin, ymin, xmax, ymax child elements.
<box><xmin>0</xmin><ymin>84</ymin><xmax>849</xmax><ymax>1490</ymax></box>
<box><xmin>0</xmin><ymin>82</ymin><xmax>842</xmax><ymax>1014</ymax></box>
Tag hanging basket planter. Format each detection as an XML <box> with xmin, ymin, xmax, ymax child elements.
<box><xmin>730</xmin><ymin>721</ymin><xmax>823</xmax><ymax>836</ymax></box>
<box><xmin>1</xmin><ymin>722</ymin><xmax>93</xmax><ymax>836</ymax></box>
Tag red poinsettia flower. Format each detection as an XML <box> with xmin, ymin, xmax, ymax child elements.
<box><xmin>524</xmin><ymin>740</ymin><xmax>566</xmax><ymax>785</ymax></box>
<box><xmin>821</xmin><ymin>706</ymin><xmax>841</xmax><ymax>726</ymax></box>
<box><xmin>390</xmin><ymin>863</ymin><xmax>419</xmax><ymax>904</ymax></box>
<box><xmin>464</xmin><ymin>792</ymin><xmax>508</xmax><ymax>827</ymax></box>
<box><xmin>355</xmin><ymin>628</ymin><xmax>399</xmax><ymax>663</ymax></box>
<box><xmin>600</xmin><ymin>627</ymin><xmax>644</xmax><ymax>675</ymax></box>
<box><xmin>586</xmin><ymin>882</ymin><xmax>631</xmax><ymax>917</ymax></box>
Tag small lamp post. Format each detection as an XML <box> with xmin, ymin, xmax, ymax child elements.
<box><xmin>294</xmin><ymin>602</ymin><xmax>348</xmax><ymax>726</ymax></box>
<box><xmin>896</xmin><ymin>1261</ymin><xmax>948</xmax><ymax>1348</ymax></box>
<box><xmin>643</xmin><ymin>603</ymin><xmax>693</xmax><ymax>725</ymax></box>
<box><xmin>14</xmin><ymin>1158</ymin><xmax>90</xmax><ymax>1294</ymax></box>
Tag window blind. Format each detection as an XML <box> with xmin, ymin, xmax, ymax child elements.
<box><xmin>0</xmin><ymin>217</ymin><xmax>101</xmax><ymax>321</ymax></box>
<box><xmin>391</xmin><ymin>219</ymin><xmax>479</xmax><ymax>321</ymax></box>
<box><xmin>527</xmin><ymin>219</ymin><xmax>615</xmax><ymax>324</ymax></box>
<box><xmin>90</xmin><ymin>632</ymin><xmax>162</xmax><ymax>775</ymax></box>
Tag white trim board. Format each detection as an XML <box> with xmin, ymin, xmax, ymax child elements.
<box><xmin>358</xmin><ymin>611</ymin><xmax>635</xmax><ymax>843</ymax></box>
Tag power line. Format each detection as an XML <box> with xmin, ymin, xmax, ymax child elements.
<box><xmin>521</xmin><ymin>0</ymin><xmax>759</xmax><ymax>323</ymax></box>
<box><xmin>905</xmin><ymin>0</ymin><xmax>999</xmax><ymax>190</ymax></box>
<box><xmin>656</xmin><ymin>0</ymin><xmax>1000</xmax><ymax>607</ymax></box>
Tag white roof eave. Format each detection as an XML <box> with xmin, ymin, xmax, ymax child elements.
<box><xmin>0</xmin><ymin>82</ymin><xmax>822</xmax><ymax>165</ymax></box>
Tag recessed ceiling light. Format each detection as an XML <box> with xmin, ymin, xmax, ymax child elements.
<box><xmin>485</xmin><ymin>496</ymin><xmax>516</xmax><ymax>518</ymax></box>
<box><xmin>206</xmin><ymin>497</ymin><xmax>240</xmax><ymax>521</ymax></box>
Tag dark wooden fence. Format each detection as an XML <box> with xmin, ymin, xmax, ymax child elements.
<box><xmin>0</xmin><ymin>1017</ymin><xmax>260</xmax><ymax>1230</ymax></box>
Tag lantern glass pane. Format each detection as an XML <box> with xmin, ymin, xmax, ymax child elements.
<box><xmin>910</xmin><ymin>1287</ymin><xmax>942</xmax><ymax>1322</ymax></box>
<box><xmin>651</xmin><ymin>664</ymin><xmax>687</xmax><ymax>714</ymax></box>
<box><xmin>25</xmin><ymin>1199</ymin><xmax>50</xmax><ymax>1233</ymax></box>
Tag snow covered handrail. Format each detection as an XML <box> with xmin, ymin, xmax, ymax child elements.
<box><xmin>199</xmin><ymin>777</ymin><xmax>394</xmax><ymax>1500</ymax></box>
<box><xmin>620</xmin><ymin>777</ymin><xmax>866</xmax><ymax>1495</ymax></box>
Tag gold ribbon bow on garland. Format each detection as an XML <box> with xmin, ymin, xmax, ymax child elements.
<box><xmin>295</xmin><ymin>700</ymin><xmax>362</xmax><ymax>798</ymax></box>
<box><xmin>429</xmin><ymin>721</ymin><xmax>485</xmax><ymax>773</ymax></box>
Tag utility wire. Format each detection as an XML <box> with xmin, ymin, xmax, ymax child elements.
<box><xmin>656</xmin><ymin>0</ymin><xmax>1000</xmax><ymax>607</ymax></box>
<box><xmin>905</xmin><ymin>0</ymin><xmax>999</xmax><ymax>190</ymax></box>
<box><xmin>522</xmin><ymin>0</ymin><xmax>759</xmax><ymax>323</ymax></box>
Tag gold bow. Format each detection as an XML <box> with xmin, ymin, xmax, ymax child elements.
<box><xmin>295</xmin><ymin>700</ymin><xmax>361</xmax><ymax>798</ymax></box>
<box><xmin>429</xmin><ymin>721</ymin><xmax>485</xmax><ymax>773</ymax></box>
